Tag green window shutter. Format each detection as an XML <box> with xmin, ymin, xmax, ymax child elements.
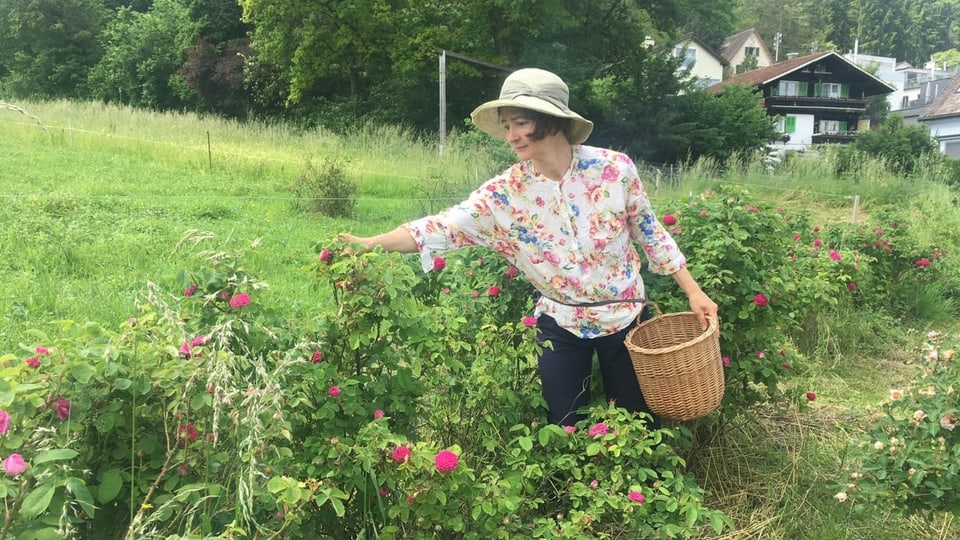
<box><xmin>799</xmin><ymin>82</ymin><xmax>808</xmax><ymax>96</ymax></box>
<box><xmin>841</xmin><ymin>84</ymin><xmax>850</xmax><ymax>98</ymax></box>
<box><xmin>785</xmin><ymin>116</ymin><xmax>796</xmax><ymax>133</ymax></box>
<box><xmin>839</xmin><ymin>120</ymin><xmax>847</xmax><ymax>131</ymax></box>
<box><xmin>813</xmin><ymin>82</ymin><xmax>821</xmax><ymax>97</ymax></box>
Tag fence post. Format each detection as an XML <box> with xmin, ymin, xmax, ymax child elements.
<box><xmin>851</xmin><ymin>195</ymin><xmax>860</xmax><ymax>224</ymax></box>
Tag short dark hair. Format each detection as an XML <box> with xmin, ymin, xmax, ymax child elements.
<box><xmin>499</xmin><ymin>108</ymin><xmax>569</xmax><ymax>141</ymax></box>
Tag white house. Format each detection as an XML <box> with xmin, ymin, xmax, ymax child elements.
<box><xmin>673</xmin><ymin>33</ymin><xmax>728</xmax><ymax>87</ymax></box>
<box><xmin>920</xmin><ymin>71</ymin><xmax>960</xmax><ymax>158</ymax></box>
<box><xmin>722</xmin><ymin>28</ymin><xmax>774</xmax><ymax>74</ymax></box>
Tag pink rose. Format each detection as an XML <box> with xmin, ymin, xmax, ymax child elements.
<box><xmin>35</xmin><ymin>347</ymin><xmax>49</xmax><ymax>355</ymax></box>
<box><xmin>722</xmin><ymin>356</ymin><xmax>730</xmax><ymax>367</ymax></box>
<box><xmin>319</xmin><ymin>249</ymin><xmax>333</xmax><ymax>265</ymax></box>
<box><xmin>328</xmin><ymin>386</ymin><xmax>341</xmax><ymax>397</ymax></box>
<box><xmin>662</xmin><ymin>214</ymin><xmax>677</xmax><ymax>226</ymax></box>
<box><xmin>588</xmin><ymin>422</ymin><xmax>608</xmax><ymax>438</ymax></box>
<box><xmin>806</xmin><ymin>391</ymin><xmax>817</xmax><ymax>401</ymax></box>
<box><xmin>829</xmin><ymin>250</ymin><xmax>841</xmax><ymax>261</ymax></box>
<box><xmin>183</xmin><ymin>284</ymin><xmax>198</xmax><ymax>297</ymax></box>
<box><xmin>522</xmin><ymin>316</ymin><xmax>538</xmax><ymax>328</ymax></box>
<box><xmin>432</xmin><ymin>257</ymin><xmax>446</xmax><ymax>271</ymax></box>
<box><xmin>434</xmin><ymin>449</ymin><xmax>459</xmax><ymax>473</ymax></box>
<box><xmin>3</xmin><ymin>454</ymin><xmax>28</xmax><ymax>476</ymax></box>
<box><xmin>0</xmin><ymin>410</ymin><xmax>9</xmax><ymax>434</ymax></box>
<box><xmin>25</xmin><ymin>357</ymin><xmax>40</xmax><ymax>368</ymax></box>
<box><xmin>848</xmin><ymin>282</ymin><xmax>857</xmax><ymax>291</ymax></box>
<box><xmin>374</xmin><ymin>409</ymin><xmax>385</xmax><ymax>420</ymax></box>
<box><xmin>391</xmin><ymin>445</ymin><xmax>411</xmax><ymax>464</ymax></box>
<box><xmin>488</xmin><ymin>285</ymin><xmax>500</xmax><ymax>297</ymax></box>
<box><xmin>229</xmin><ymin>293</ymin><xmax>250</xmax><ymax>309</ymax></box>
<box><xmin>628</xmin><ymin>490</ymin><xmax>645</xmax><ymax>503</ymax></box>
<box><xmin>753</xmin><ymin>293</ymin><xmax>769</xmax><ymax>307</ymax></box>
<box><xmin>311</xmin><ymin>350</ymin><xmax>323</xmax><ymax>364</ymax></box>
<box><xmin>55</xmin><ymin>397</ymin><xmax>71</xmax><ymax>421</ymax></box>
<box><xmin>506</xmin><ymin>266</ymin><xmax>519</xmax><ymax>279</ymax></box>
<box><xmin>178</xmin><ymin>422</ymin><xmax>199</xmax><ymax>447</ymax></box>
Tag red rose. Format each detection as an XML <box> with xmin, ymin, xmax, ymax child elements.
<box><xmin>753</xmin><ymin>293</ymin><xmax>769</xmax><ymax>307</ymax></box>
<box><xmin>662</xmin><ymin>214</ymin><xmax>677</xmax><ymax>226</ymax></box>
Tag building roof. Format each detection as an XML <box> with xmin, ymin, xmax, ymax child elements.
<box><xmin>920</xmin><ymin>71</ymin><xmax>960</xmax><ymax>121</ymax></box>
<box><xmin>721</xmin><ymin>28</ymin><xmax>772</xmax><ymax>63</ymax></box>
<box><xmin>706</xmin><ymin>51</ymin><xmax>895</xmax><ymax>96</ymax></box>
<box><xmin>675</xmin><ymin>33</ymin><xmax>729</xmax><ymax>66</ymax></box>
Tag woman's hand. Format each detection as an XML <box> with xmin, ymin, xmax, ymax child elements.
<box><xmin>687</xmin><ymin>290</ymin><xmax>719</xmax><ymax>330</ymax></box>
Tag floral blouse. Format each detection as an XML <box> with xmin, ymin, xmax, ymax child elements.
<box><xmin>404</xmin><ymin>145</ymin><xmax>685</xmax><ymax>338</ymax></box>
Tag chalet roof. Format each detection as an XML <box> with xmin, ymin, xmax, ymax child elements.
<box><xmin>706</xmin><ymin>51</ymin><xmax>895</xmax><ymax>96</ymax></box>
<box><xmin>721</xmin><ymin>28</ymin><xmax>772</xmax><ymax>63</ymax></box>
<box><xmin>920</xmin><ymin>71</ymin><xmax>960</xmax><ymax>121</ymax></box>
<box><xmin>675</xmin><ymin>33</ymin><xmax>729</xmax><ymax>66</ymax></box>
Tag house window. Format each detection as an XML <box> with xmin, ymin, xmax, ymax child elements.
<box><xmin>776</xmin><ymin>116</ymin><xmax>796</xmax><ymax>134</ymax></box>
<box><xmin>674</xmin><ymin>46</ymin><xmax>696</xmax><ymax>69</ymax></box>
<box><xmin>745</xmin><ymin>46</ymin><xmax>760</xmax><ymax>57</ymax></box>
<box><xmin>776</xmin><ymin>80</ymin><xmax>807</xmax><ymax>97</ymax></box>
<box><xmin>822</xmin><ymin>83</ymin><xmax>842</xmax><ymax>98</ymax></box>
<box><xmin>820</xmin><ymin>120</ymin><xmax>847</xmax><ymax>133</ymax></box>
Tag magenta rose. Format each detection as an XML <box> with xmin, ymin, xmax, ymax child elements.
<box><xmin>434</xmin><ymin>449</ymin><xmax>459</xmax><ymax>473</ymax></box>
<box><xmin>662</xmin><ymin>214</ymin><xmax>677</xmax><ymax>226</ymax></box>
<box><xmin>2</xmin><ymin>454</ymin><xmax>27</xmax><ymax>476</ymax></box>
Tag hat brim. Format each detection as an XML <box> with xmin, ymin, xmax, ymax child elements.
<box><xmin>470</xmin><ymin>95</ymin><xmax>593</xmax><ymax>145</ymax></box>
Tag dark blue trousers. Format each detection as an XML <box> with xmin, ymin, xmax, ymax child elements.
<box><xmin>536</xmin><ymin>309</ymin><xmax>654</xmax><ymax>427</ymax></box>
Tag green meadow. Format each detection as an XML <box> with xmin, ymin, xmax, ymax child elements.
<box><xmin>2</xmin><ymin>100</ymin><xmax>960</xmax><ymax>538</ymax></box>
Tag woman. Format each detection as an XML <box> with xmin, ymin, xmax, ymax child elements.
<box><xmin>337</xmin><ymin>68</ymin><xmax>717</xmax><ymax>426</ymax></box>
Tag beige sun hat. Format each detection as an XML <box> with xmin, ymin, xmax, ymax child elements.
<box><xmin>470</xmin><ymin>68</ymin><xmax>593</xmax><ymax>144</ymax></box>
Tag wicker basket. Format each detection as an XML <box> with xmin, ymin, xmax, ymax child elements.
<box><xmin>624</xmin><ymin>311</ymin><xmax>723</xmax><ymax>422</ymax></box>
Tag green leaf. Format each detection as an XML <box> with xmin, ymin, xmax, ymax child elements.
<box><xmin>517</xmin><ymin>436</ymin><xmax>533</xmax><ymax>452</ymax></box>
<box><xmin>97</xmin><ymin>468</ymin><xmax>124</xmax><ymax>504</ymax></box>
<box><xmin>66</xmin><ymin>477</ymin><xmax>96</xmax><ymax>518</ymax></box>
<box><xmin>20</xmin><ymin>483</ymin><xmax>56</xmax><ymax>518</ymax></box>
<box><xmin>33</xmin><ymin>448</ymin><xmax>79</xmax><ymax>465</ymax></box>
<box><xmin>71</xmin><ymin>363</ymin><xmax>95</xmax><ymax>384</ymax></box>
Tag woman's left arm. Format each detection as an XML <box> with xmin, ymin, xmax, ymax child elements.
<box><xmin>670</xmin><ymin>267</ymin><xmax>718</xmax><ymax>329</ymax></box>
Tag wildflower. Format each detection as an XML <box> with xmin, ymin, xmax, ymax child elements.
<box><xmin>848</xmin><ymin>282</ymin><xmax>857</xmax><ymax>291</ymax></box>
<box><xmin>25</xmin><ymin>357</ymin><xmax>40</xmax><ymax>368</ymax></box>
<box><xmin>328</xmin><ymin>386</ymin><xmax>341</xmax><ymax>397</ymax></box>
<box><xmin>829</xmin><ymin>250</ymin><xmax>841</xmax><ymax>261</ymax></box>
<box><xmin>914</xmin><ymin>410</ymin><xmax>927</xmax><ymax>421</ymax></box>
<box><xmin>793</xmin><ymin>233</ymin><xmax>801</xmax><ymax>242</ymax></box>
<box><xmin>873</xmin><ymin>441</ymin><xmax>884</xmax><ymax>451</ymax></box>
<box><xmin>939</xmin><ymin>413</ymin><xmax>957</xmax><ymax>431</ymax></box>
<box><xmin>178</xmin><ymin>423</ymin><xmax>199</xmax><ymax>447</ymax></box>
<box><xmin>311</xmin><ymin>350</ymin><xmax>323</xmax><ymax>364</ymax></box>
<box><xmin>806</xmin><ymin>392</ymin><xmax>816</xmax><ymax>401</ymax></box>
<box><xmin>0</xmin><ymin>410</ymin><xmax>9</xmax><ymax>434</ymax></box>
<box><xmin>915</xmin><ymin>258</ymin><xmax>931</xmax><ymax>267</ymax></box>
<box><xmin>588</xmin><ymin>422</ymin><xmax>608</xmax><ymax>438</ymax></box>
<box><xmin>2</xmin><ymin>454</ymin><xmax>27</xmax><ymax>476</ymax></box>
<box><xmin>662</xmin><ymin>214</ymin><xmax>677</xmax><ymax>226</ymax></box>
<box><xmin>753</xmin><ymin>293</ymin><xmax>769</xmax><ymax>307</ymax></box>
<box><xmin>889</xmin><ymin>389</ymin><xmax>903</xmax><ymax>400</ymax></box>
<box><xmin>564</xmin><ymin>425</ymin><xmax>576</xmax><ymax>434</ymax></box>
<box><xmin>434</xmin><ymin>449</ymin><xmax>459</xmax><ymax>473</ymax></box>
<box><xmin>35</xmin><ymin>347</ymin><xmax>49</xmax><ymax>355</ymax></box>
<box><xmin>319</xmin><ymin>249</ymin><xmax>333</xmax><ymax>265</ymax></box>
<box><xmin>722</xmin><ymin>356</ymin><xmax>730</xmax><ymax>367</ymax></box>
<box><xmin>488</xmin><ymin>285</ymin><xmax>501</xmax><ymax>297</ymax></box>
<box><xmin>183</xmin><ymin>284</ymin><xmax>198</xmax><ymax>297</ymax></box>
<box><xmin>391</xmin><ymin>445</ymin><xmax>411</xmax><ymax>464</ymax></box>
<box><xmin>908</xmin><ymin>468</ymin><xmax>916</xmax><ymax>476</ymax></box>
<box><xmin>229</xmin><ymin>293</ymin><xmax>250</xmax><ymax>309</ymax></box>
<box><xmin>834</xmin><ymin>492</ymin><xmax>848</xmax><ymax>502</ymax></box>
<box><xmin>506</xmin><ymin>266</ymin><xmax>519</xmax><ymax>279</ymax></box>
<box><xmin>628</xmin><ymin>490</ymin><xmax>645</xmax><ymax>503</ymax></box>
<box><xmin>699</xmin><ymin>210</ymin><xmax>707</xmax><ymax>217</ymax></box>
<box><xmin>374</xmin><ymin>409</ymin><xmax>385</xmax><ymax>420</ymax></box>
<box><xmin>55</xmin><ymin>398</ymin><xmax>71</xmax><ymax>421</ymax></box>
<box><xmin>432</xmin><ymin>257</ymin><xmax>446</xmax><ymax>271</ymax></box>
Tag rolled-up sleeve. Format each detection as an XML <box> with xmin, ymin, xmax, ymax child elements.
<box><xmin>403</xmin><ymin>188</ymin><xmax>495</xmax><ymax>273</ymax></box>
<box><xmin>623</xmin><ymin>164</ymin><xmax>686</xmax><ymax>275</ymax></box>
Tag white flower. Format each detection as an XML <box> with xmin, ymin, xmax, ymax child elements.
<box><xmin>913</xmin><ymin>410</ymin><xmax>927</xmax><ymax>421</ymax></box>
<box><xmin>927</xmin><ymin>330</ymin><xmax>940</xmax><ymax>340</ymax></box>
<box><xmin>889</xmin><ymin>389</ymin><xmax>903</xmax><ymax>400</ymax></box>
<box><xmin>834</xmin><ymin>492</ymin><xmax>848</xmax><ymax>502</ymax></box>
<box><xmin>874</xmin><ymin>441</ymin><xmax>885</xmax><ymax>451</ymax></box>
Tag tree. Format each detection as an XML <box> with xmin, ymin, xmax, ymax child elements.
<box><xmin>87</xmin><ymin>0</ymin><xmax>198</xmax><ymax>109</ymax></box>
<box><xmin>851</xmin><ymin>114</ymin><xmax>939</xmax><ymax>173</ymax></box>
<box><xmin>0</xmin><ymin>0</ymin><xmax>107</xmax><ymax>98</ymax></box>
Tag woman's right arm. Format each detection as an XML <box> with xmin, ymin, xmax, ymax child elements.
<box><xmin>338</xmin><ymin>226</ymin><xmax>419</xmax><ymax>254</ymax></box>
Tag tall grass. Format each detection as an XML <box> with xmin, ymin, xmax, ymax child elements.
<box><xmin>3</xmin><ymin>100</ymin><xmax>960</xmax><ymax>538</ymax></box>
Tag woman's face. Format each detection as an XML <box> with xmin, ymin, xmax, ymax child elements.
<box><xmin>498</xmin><ymin>107</ymin><xmax>541</xmax><ymax>161</ymax></box>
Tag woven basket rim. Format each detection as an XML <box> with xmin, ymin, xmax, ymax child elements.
<box><xmin>624</xmin><ymin>312</ymin><xmax>718</xmax><ymax>355</ymax></box>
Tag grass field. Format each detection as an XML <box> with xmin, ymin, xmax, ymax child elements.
<box><xmin>2</xmin><ymin>99</ymin><xmax>959</xmax><ymax>539</ymax></box>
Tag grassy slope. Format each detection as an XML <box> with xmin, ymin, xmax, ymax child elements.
<box><xmin>2</xmin><ymin>101</ymin><xmax>959</xmax><ymax>539</ymax></box>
